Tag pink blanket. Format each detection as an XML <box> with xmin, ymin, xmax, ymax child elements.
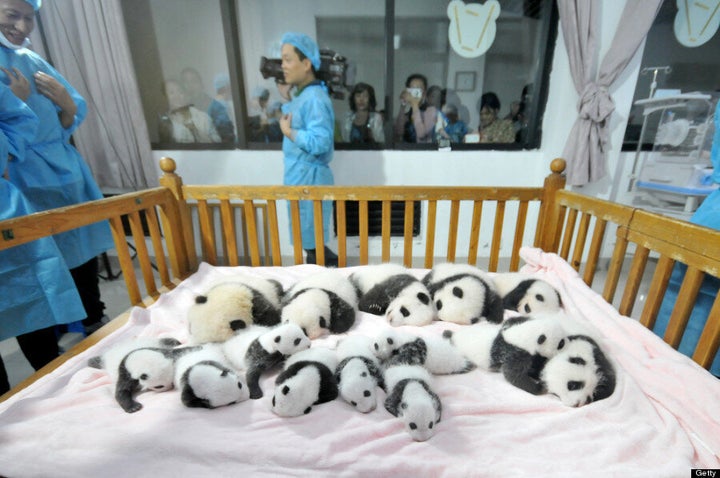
<box><xmin>1</xmin><ymin>249</ymin><xmax>718</xmax><ymax>477</ymax></box>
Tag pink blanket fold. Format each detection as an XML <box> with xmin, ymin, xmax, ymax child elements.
<box><xmin>0</xmin><ymin>256</ymin><xmax>718</xmax><ymax>477</ymax></box>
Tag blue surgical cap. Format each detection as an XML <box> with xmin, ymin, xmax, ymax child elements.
<box><xmin>23</xmin><ymin>0</ymin><xmax>41</xmax><ymax>11</ymax></box>
<box><xmin>213</xmin><ymin>73</ymin><xmax>230</xmax><ymax>92</ymax></box>
<box><xmin>281</xmin><ymin>32</ymin><xmax>321</xmax><ymax>70</ymax></box>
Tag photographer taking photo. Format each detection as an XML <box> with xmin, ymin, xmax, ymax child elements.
<box><xmin>277</xmin><ymin>31</ymin><xmax>338</xmax><ymax>267</ymax></box>
<box><xmin>394</xmin><ymin>73</ymin><xmax>437</xmax><ymax>143</ymax></box>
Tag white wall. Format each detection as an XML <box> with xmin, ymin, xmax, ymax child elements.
<box><xmin>153</xmin><ymin>1</ymin><xmax>642</xmax><ymax>259</ymax></box>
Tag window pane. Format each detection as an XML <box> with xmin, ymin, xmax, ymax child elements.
<box><xmin>394</xmin><ymin>0</ymin><xmax>551</xmax><ymax>147</ymax></box>
<box><xmin>237</xmin><ymin>0</ymin><xmax>386</xmax><ymax>148</ymax></box>
<box><xmin>623</xmin><ymin>1</ymin><xmax>720</xmax><ymax>150</ymax></box>
<box><xmin>123</xmin><ymin>0</ymin><xmax>237</xmax><ymax>147</ymax></box>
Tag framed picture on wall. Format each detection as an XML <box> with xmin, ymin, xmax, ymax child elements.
<box><xmin>455</xmin><ymin>71</ymin><xmax>476</xmax><ymax>91</ymax></box>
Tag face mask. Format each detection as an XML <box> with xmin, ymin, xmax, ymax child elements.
<box><xmin>0</xmin><ymin>30</ymin><xmax>30</xmax><ymax>50</ymax></box>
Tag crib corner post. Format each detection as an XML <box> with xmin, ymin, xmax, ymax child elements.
<box><xmin>159</xmin><ymin>157</ymin><xmax>198</xmax><ymax>272</ymax></box>
<box><xmin>536</xmin><ymin>158</ymin><xmax>566</xmax><ymax>252</ymax></box>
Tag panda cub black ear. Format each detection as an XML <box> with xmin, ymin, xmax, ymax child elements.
<box><xmin>195</xmin><ymin>295</ymin><xmax>208</xmax><ymax>304</ymax></box>
<box><xmin>417</xmin><ymin>292</ymin><xmax>430</xmax><ymax>305</ymax></box>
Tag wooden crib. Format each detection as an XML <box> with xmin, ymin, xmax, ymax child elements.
<box><xmin>2</xmin><ymin>157</ymin><xmax>719</xmax><ymax>476</ymax></box>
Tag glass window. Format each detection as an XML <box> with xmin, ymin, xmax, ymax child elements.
<box><xmin>393</xmin><ymin>0</ymin><xmax>554</xmax><ymax>148</ymax></box>
<box><xmin>623</xmin><ymin>1</ymin><xmax>720</xmax><ymax>150</ymax></box>
<box><xmin>123</xmin><ymin>0</ymin><xmax>238</xmax><ymax>148</ymax></box>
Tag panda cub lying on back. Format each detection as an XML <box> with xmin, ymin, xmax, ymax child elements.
<box><xmin>492</xmin><ymin>273</ymin><xmax>562</xmax><ymax>315</ymax></box>
<box><xmin>334</xmin><ymin>335</ymin><xmax>385</xmax><ymax>413</ymax></box>
<box><xmin>383</xmin><ymin>364</ymin><xmax>442</xmax><ymax>442</ymax></box>
<box><xmin>422</xmin><ymin>262</ymin><xmax>504</xmax><ymax>325</ymax></box>
<box><xmin>351</xmin><ymin>263</ymin><xmax>436</xmax><ymax>326</ymax></box>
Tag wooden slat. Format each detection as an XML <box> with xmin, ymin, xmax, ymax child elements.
<box><xmin>195</xmin><ymin>200</ymin><xmax>217</xmax><ymax>265</ymax></box>
<box><xmin>108</xmin><ymin>216</ymin><xmax>142</xmax><ymax>305</ymax></box>
<box><xmin>127</xmin><ymin>210</ymin><xmax>158</xmax><ymax>300</ymax></box>
<box><xmin>509</xmin><ymin>201</ymin><xmax>528</xmax><ymax>272</ymax></box>
<box><xmin>618</xmin><ymin>245</ymin><xmax>650</xmax><ymax>317</ymax></box>
<box><xmin>446</xmin><ymin>200</ymin><xmax>460</xmax><ymax>263</ymax></box>
<box><xmin>424</xmin><ymin>200</ymin><xmax>437</xmax><ymax>269</ymax></box>
<box><xmin>381</xmin><ymin>200</ymin><xmax>391</xmax><ymax>262</ymax></box>
<box><xmin>243</xmin><ymin>200</ymin><xmax>262</xmax><ymax>266</ymax></box>
<box><xmin>335</xmin><ymin>200</ymin><xmax>347</xmax><ymax>268</ymax></box>
<box><xmin>693</xmin><ymin>294</ymin><xmax>720</xmax><ymax>368</ymax></box>
<box><xmin>403</xmin><ymin>200</ymin><xmax>414</xmax><ymax>267</ymax></box>
<box><xmin>664</xmin><ymin>267</ymin><xmax>704</xmax><ymax>348</ymax></box>
<box><xmin>603</xmin><ymin>230</ymin><xmax>629</xmax><ymax>304</ymax></box>
<box><xmin>219</xmin><ymin>200</ymin><xmax>239</xmax><ymax>266</ymax></box>
<box><xmin>289</xmin><ymin>201</ymin><xmax>303</xmax><ymax>265</ymax></box>
<box><xmin>467</xmin><ymin>200</ymin><xmax>482</xmax><ymax>266</ymax></box>
<box><xmin>359</xmin><ymin>201</ymin><xmax>369</xmax><ymax>265</ymax></box>
<box><xmin>313</xmin><ymin>200</ymin><xmax>326</xmax><ymax>265</ymax></box>
<box><xmin>639</xmin><ymin>255</ymin><xmax>675</xmax><ymax>329</ymax></box>
<box><xmin>569</xmin><ymin>212</ymin><xmax>591</xmax><ymax>271</ymax></box>
<box><xmin>559</xmin><ymin>208</ymin><xmax>578</xmax><ymax>260</ymax></box>
<box><xmin>144</xmin><ymin>206</ymin><xmax>170</xmax><ymax>286</ymax></box>
<box><xmin>582</xmin><ymin>218</ymin><xmax>607</xmax><ymax>287</ymax></box>
<box><xmin>489</xmin><ymin>201</ymin><xmax>505</xmax><ymax>272</ymax></box>
<box><xmin>266</xmin><ymin>200</ymin><xmax>282</xmax><ymax>266</ymax></box>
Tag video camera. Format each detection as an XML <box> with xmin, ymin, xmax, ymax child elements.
<box><xmin>260</xmin><ymin>49</ymin><xmax>350</xmax><ymax>99</ymax></box>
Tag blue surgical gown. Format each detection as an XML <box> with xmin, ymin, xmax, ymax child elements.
<box><xmin>1</xmin><ymin>45</ymin><xmax>114</xmax><ymax>268</ymax></box>
<box><xmin>0</xmin><ymin>84</ymin><xmax>86</xmax><ymax>340</ymax></box>
<box><xmin>281</xmin><ymin>82</ymin><xmax>335</xmax><ymax>249</ymax></box>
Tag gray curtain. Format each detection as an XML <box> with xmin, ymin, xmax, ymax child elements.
<box><xmin>558</xmin><ymin>0</ymin><xmax>662</xmax><ymax>186</ymax></box>
<box><xmin>38</xmin><ymin>0</ymin><xmax>157</xmax><ymax>190</ymax></box>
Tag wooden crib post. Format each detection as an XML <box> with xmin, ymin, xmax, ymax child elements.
<box><xmin>535</xmin><ymin>158</ymin><xmax>566</xmax><ymax>252</ymax></box>
<box><xmin>159</xmin><ymin>157</ymin><xmax>198</xmax><ymax>272</ymax></box>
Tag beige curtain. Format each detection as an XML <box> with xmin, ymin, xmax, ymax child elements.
<box><xmin>38</xmin><ymin>0</ymin><xmax>156</xmax><ymax>190</ymax></box>
<box><xmin>558</xmin><ymin>0</ymin><xmax>663</xmax><ymax>186</ymax></box>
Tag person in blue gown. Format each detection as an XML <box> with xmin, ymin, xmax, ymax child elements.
<box><xmin>278</xmin><ymin>32</ymin><xmax>337</xmax><ymax>266</ymax></box>
<box><xmin>0</xmin><ymin>83</ymin><xmax>86</xmax><ymax>395</ymax></box>
<box><xmin>0</xmin><ymin>0</ymin><xmax>114</xmax><ymax>333</ymax></box>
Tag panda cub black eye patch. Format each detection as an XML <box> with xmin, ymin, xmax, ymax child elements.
<box><xmin>293</xmin><ymin>338</ymin><xmax>301</xmax><ymax>346</ymax></box>
<box><xmin>409</xmin><ymin>422</ymin><xmax>417</xmax><ymax>430</ymax></box>
<box><xmin>274</xmin><ymin>336</ymin><xmax>281</xmax><ymax>343</ymax></box>
<box><xmin>387</xmin><ymin>338</ymin><xmax>394</xmax><ymax>345</ymax></box>
<box><xmin>140</xmin><ymin>374</ymin><xmax>148</xmax><ymax>380</ymax></box>
<box><xmin>436</xmin><ymin>300</ymin><xmax>443</xmax><ymax>310</ymax></box>
<box><xmin>319</xmin><ymin>317</ymin><xmax>327</xmax><ymax>328</ymax></box>
<box><xmin>452</xmin><ymin>287</ymin><xmax>463</xmax><ymax>298</ymax></box>
<box><xmin>569</xmin><ymin>356</ymin><xmax>586</xmax><ymax>366</ymax></box>
<box><xmin>230</xmin><ymin>320</ymin><xmax>246</xmax><ymax>331</ymax></box>
<box><xmin>536</xmin><ymin>294</ymin><xmax>544</xmax><ymax>302</ymax></box>
<box><xmin>400</xmin><ymin>307</ymin><xmax>410</xmax><ymax>317</ymax></box>
<box><xmin>282</xmin><ymin>385</ymin><xmax>290</xmax><ymax>395</ymax></box>
<box><xmin>567</xmin><ymin>381</ymin><xmax>585</xmax><ymax>391</ymax></box>
<box><xmin>537</xmin><ymin>334</ymin><xmax>546</xmax><ymax>344</ymax></box>
<box><xmin>195</xmin><ymin>295</ymin><xmax>208</xmax><ymax>304</ymax></box>
<box><xmin>524</xmin><ymin>304</ymin><xmax>531</xmax><ymax>313</ymax></box>
<box><xmin>417</xmin><ymin>293</ymin><xmax>430</xmax><ymax>305</ymax></box>
<box><xmin>363</xmin><ymin>390</ymin><xmax>371</xmax><ymax>397</ymax></box>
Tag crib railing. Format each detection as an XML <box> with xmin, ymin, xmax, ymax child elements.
<box><xmin>552</xmin><ymin>189</ymin><xmax>720</xmax><ymax>370</ymax></box>
<box><xmin>159</xmin><ymin>157</ymin><xmax>568</xmax><ymax>271</ymax></box>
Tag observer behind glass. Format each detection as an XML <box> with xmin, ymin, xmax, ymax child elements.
<box><xmin>277</xmin><ymin>31</ymin><xmax>338</xmax><ymax>267</ymax></box>
<box><xmin>0</xmin><ymin>0</ymin><xmax>114</xmax><ymax>335</ymax></box>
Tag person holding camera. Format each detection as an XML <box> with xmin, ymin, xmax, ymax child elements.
<box><xmin>278</xmin><ymin>31</ymin><xmax>338</xmax><ymax>267</ymax></box>
<box><xmin>393</xmin><ymin>73</ymin><xmax>437</xmax><ymax>143</ymax></box>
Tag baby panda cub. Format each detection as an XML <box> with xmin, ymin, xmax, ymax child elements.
<box><xmin>422</xmin><ymin>262</ymin><xmax>504</xmax><ymax>325</ymax></box>
<box><xmin>489</xmin><ymin>315</ymin><xmax>568</xmax><ymax>395</ymax></box>
<box><xmin>222</xmin><ymin>323</ymin><xmax>311</xmax><ymax>399</ymax></box>
<box><xmin>281</xmin><ymin>269</ymin><xmax>358</xmax><ymax>339</ymax></box>
<box><xmin>334</xmin><ymin>335</ymin><xmax>385</xmax><ymax>413</ymax></box>
<box><xmin>384</xmin><ymin>364</ymin><xmax>442</xmax><ymax>442</ymax></box>
<box><xmin>174</xmin><ymin>342</ymin><xmax>250</xmax><ymax>409</ymax></box>
<box><xmin>541</xmin><ymin>334</ymin><xmax>616</xmax><ymax>407</ymax></box>
<box><xmin>271</xmin><ymin>347</ymin><xmax>339</xmax><ymax>417</ymax></box>
<box><xmin>187</xmin><ymin>275</ymin><xmax>284</xmax><ymax>344</ymax></box>
<box><xmin>88</xmin><ymin>337</ymin><xmax>181</xmax><ymax>413</ymax></box>
<box><xmin>442</xmin><ymin>322</ymin><xmax>502</xmax><ymax>371</ymax></box>
<box><xmin>373</xmin><ymin>328</ymin><xmax>475</xmax><ymax>375</ymax></box>
<box><xmin>492</xmin><ymin>273</ymin><xmax>562</xmax><ymax>315</ymax></box>
<box><xmin>351</xmin><ymin>263</ymin><xmax>436</xmax><ymax>326</ymax></box>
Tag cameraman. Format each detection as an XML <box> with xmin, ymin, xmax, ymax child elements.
<box><xmin>278</xmin><ymin>32</ymin><xmax>338</xmax><ymax>266</ymax></box>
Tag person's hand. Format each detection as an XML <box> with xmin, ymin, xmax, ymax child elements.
<box><xmin>280</xmin><ymin>112</ymin><xmax>293</xmax><ymax>139</ymax></box>
<box><xmin>34</xmin><ymin>72</ymin><xmax>77</xmax><ymax>128</ymax></box>
<box><xmin>407</xmin><ymin>91</ymin><xmax>422</xmax><ymax>109</ymax></box>
<box><xmin>1</xmin><ymin>67</ymin><xmax>31</xmax><ymax>101</ymax></box>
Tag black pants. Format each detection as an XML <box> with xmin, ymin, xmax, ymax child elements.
<box><xmin>0</xmin><ymin>326</ymin><xmax>59</xmax><ymax>396</ymax></box>
<box><xmin>70</xmin><ymin>257</ymin><xmax>106</xmax><ymax>327</ymax></box>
